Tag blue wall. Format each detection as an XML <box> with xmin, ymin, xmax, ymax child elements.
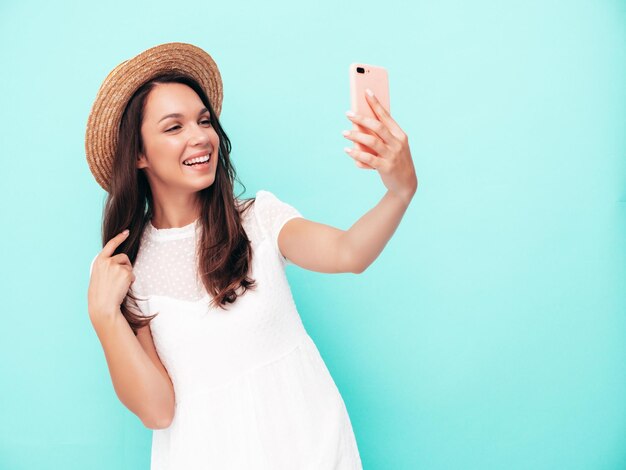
<box><xmin>0</xmin><ymin>0</ymin><xmax>624</xmax><ymax>468</ymax></box>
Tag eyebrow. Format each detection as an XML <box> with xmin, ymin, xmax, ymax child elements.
<box><xmin>158</xmin><ymin>107</ymin><xmax>210</xmax><ymax>123</ymax></box>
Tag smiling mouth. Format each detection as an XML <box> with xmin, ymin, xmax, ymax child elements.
<box><xmin>182</xmin><ymin>154</ymin><xmax>211</xmax><ymax>166</ymax></box>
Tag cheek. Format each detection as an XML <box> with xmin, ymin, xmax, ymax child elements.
<box><xmin>143</xmin><ymin>142</ymin><xmax>184</xmax><ymax>172</ymax></box>
<box><xmin>211</xmin><ymin>130</ymin><xmax>220</xmax><ymax>146</ymax></box>
<box><xmin>156</xmin><ymin>136</ymin><xmax>185</xmax><ymax>157</ymax></box>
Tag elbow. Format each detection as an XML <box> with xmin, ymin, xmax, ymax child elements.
<box><xmin>143</xmin><ymin>410</ymin><xmax>174</xmax><ymax>430</ymax></box>
<box><xmin>154</xmin><ymin>409</ymin><xmax>174</xmax><ymax>429</ymax></box>
<box><xmin>142</xmin><ymin>399</ymin><xmax>175</xmax><ymax>430</ymax></box>
<box><xmin>352</xmin><ymin>265</ymin><xmax>366</xmax><ymax>274</ymax></box>
<box><xmin>153</xmin><ymin>416</ymin><xmax>174</xmax><ymax>430</ymax></box>
<box><xmin>144</xmin><ymin>383</ymin><xmax>176</xmax><ymax>430</ymax></box>
<box><xmin>345</xmin><ymin>252</ymin><xmax>366</xmax><ymax>274</ymax></box>
<box><xmin>350</xmin><ymin>258</ymin><xmax>367</xmax><ymax>274</ymax></box>
<box><xmin>340</xmin><ymin>241</ymin><xmax>366</xmax><ymax>274</ymax></box>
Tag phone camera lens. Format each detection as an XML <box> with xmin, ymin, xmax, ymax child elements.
<box><xmin>356</xmin><ymin>67</ymin><xmax>365</xmax><ymax>74</ymax></box>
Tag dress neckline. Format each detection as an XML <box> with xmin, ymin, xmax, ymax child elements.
<box><xmin>144</xmin><ymin>198</ymin><xmax>250</xmax><ymax>242</ymax></box>
<box><xmin>146</xmin><ymin>217</ymin><xmax>200</xmax><ymax>241</ymax></box>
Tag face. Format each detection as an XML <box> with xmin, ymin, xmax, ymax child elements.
<box><xmin>137</xmin><ymin>82</ymin><xmax>220</xmax><ymax>195</ymax></box>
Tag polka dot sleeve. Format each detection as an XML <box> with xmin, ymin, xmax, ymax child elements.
<box><xmin>255</xmin><ymin>190</ymin><xmax>303</xmax><ymax>266</ymax></box>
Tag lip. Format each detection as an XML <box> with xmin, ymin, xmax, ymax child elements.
<box><xmin>182</xmin><ymin>150</ymin><xmax>212</xmax><ymax>164</ymax></box>
<box><xmin>183</xmin><ymin>160</ymin><xmax>211</xmax><ymax>171</ymax></box>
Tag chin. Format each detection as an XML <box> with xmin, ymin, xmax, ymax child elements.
<box><xmin>191</xmin><ymin>175</ymin><xmax>216</xmax><ymax>192</ymax></box>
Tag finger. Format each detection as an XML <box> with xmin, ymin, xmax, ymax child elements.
<box><xmin>101</xmin><ymin>230</ymin><xmax>130</xmax><ymax>258</ymax></box>
<box><xmin>342</xmin><ymin>129</ymin><xmax>386</xmax><ymax>157</ymax></box>
<box><xmin>356</xmin><ymin>160</ymin><xmax>374</xmax><ymax>169</ymax></box>
<box><xmin>111</xmin><ymin>252</ymin><xmax>132</xmax><ymax>268</ymax></box>
<box><xmin>346</xmin><ymin>113</ymin><xmax>396</xmax><ymax>147</ymax></box>
<box><xmin>344</xmin><ymin>147</ymin><xmax>380</xmax><ymax>170</ymax></box>
<box><xmin>364</xmin><ymin>90</ymin><xmax>405</xmax><ymax>138</ymax></box>
<box><xmin>353</xmin><ymin>140</ymin><xmax>379</xmax><ymax>158</ymax></box>
<box><xmin>347</xmin><ymin>151</ymin><xmax>374</xmax><ymax>169</ymax></box>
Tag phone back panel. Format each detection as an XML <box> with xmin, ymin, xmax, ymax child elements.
<box><xmin>349</xmin><ymin>63</ymin><xmax>390</xmax><ymax>154</ymax></box>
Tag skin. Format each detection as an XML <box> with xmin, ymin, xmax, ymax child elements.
<box><xmin>136</xmin><ymin>82</ymin><xmax>220</xmax><ymax>229</ymax></box>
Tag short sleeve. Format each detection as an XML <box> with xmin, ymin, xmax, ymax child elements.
<box><xmin>89</xmin><ymin>253</ymin><xmax>98</xmax><ymax>276</ymax></box>
<box><xmin>255</xmin><ymin>189</ymin><xmax>303</xmax><ymax>265</ymax></box>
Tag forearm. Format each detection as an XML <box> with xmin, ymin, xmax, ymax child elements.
<box><xmin>90</xmin><ymin>311</ymin><xmax>174</xmax><ymax>429</ymax></box>
<box><xmin>342</xmin><ymin>189</ymin><xmax>414</xmax><ymax>273</ymax></box>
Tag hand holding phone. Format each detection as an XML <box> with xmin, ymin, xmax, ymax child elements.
<box><xmin>349</xmin><ymin>63</ymin><xmax>390</xmax><ymax>156</ymax></box>
<box><xmin>345</xmin><ymin>63</ymin><xmax>418</xmax><ymax>201</ymax></box>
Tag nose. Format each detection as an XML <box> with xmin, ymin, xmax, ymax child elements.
<box><xmin>190</xmin><ymin>122</ymin><xmax>211</xmax><ymax>147</ymax></box>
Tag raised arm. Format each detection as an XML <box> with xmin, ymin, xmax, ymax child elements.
<box><xmin>278</xmin><ymin>189</ymin><xmax>413</xmax><ymax>274</ymax></box>
<box><xmin>278</xmin><ymin>87</ymin><xmax>417</xmax><ymax>274</ymax></box>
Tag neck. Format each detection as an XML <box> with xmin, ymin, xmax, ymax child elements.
<box><xmin>150</xmin><ymin>191</ymin><xmax>202</xmax><ymax>229</ymax></box>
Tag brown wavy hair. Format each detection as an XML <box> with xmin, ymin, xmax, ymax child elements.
<box><xmin>100</xmin><ymin>72</ymin><xmax>258</xmax><ymax>335</ymax></box>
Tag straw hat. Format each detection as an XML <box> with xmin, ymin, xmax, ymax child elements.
<box><xmin>85</xmin><ymin>42</ymin><xmax>223</xmax><ymax>192</ymax></box>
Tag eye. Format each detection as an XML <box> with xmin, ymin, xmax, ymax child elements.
<box><xmin>165</xmin><ymin>119</ymin><xmax>211</xmax><ymax>132</ymax></box>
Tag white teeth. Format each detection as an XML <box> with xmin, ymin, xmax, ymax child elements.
<box><xmin>183</xmin><ymin>154</ymin><xmax>210</xmax><ymax>165</ymax></box>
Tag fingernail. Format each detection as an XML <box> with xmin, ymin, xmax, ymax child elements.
<box><xmin>344</xmin><ymin>147</ymin><xmax>352</xmax><ymax>153</ymax></box>
<box><xmin>366</xmin><ymin>88</ymin><xmax>374</xmax><ymax>97</ymax></box>
<box><xmin>342</xmin><ymin>130</ymin><xmax>350</xmax><ymax>136</ymax></box>
<box><xmin>123</xmin><ymin>229</ymin><xmax>129</xmax><ymax>235</ymax></box>
<box><xmin>346</xmin><ymin>110</ymin><xmax>355</xmax><ymax>117</ymax></box>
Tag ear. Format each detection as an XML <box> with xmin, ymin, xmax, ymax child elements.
<box><xmin>137</xmin><ymin>152</ymin><xmax>148</xmax><ymax>170</ymax></box>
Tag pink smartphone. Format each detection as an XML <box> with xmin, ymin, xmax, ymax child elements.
<box><xmin>349</xmin><ymin>63</ymin><xmax>390</xmax><ymax>155</ymax></box>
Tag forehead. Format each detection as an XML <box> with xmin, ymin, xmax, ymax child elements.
<box><xmin>144</xmin><ymin>82</ymin><xmax>205</xmax><ymax>117</ymax></box>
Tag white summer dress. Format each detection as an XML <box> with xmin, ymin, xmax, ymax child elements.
<box><xmin>90</xmin><ymin>189</ymin><xmax>362</xmax><ymax>470</ymax></box>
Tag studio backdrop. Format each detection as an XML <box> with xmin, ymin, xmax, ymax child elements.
<box><xmin>0</xmin><ymin>0</ymin><xmax>624</xmax><ymax>469</ymax></box>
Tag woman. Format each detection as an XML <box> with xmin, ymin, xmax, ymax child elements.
<box><xmin>86</xmin><ymin>42</ymin><xmax>417</xmax><ymax>469</ymax></box>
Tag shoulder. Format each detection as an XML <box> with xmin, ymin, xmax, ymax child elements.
<box><xmin>251</xmin><ymin>189</ymin><xmax>303</xmax><ymax>263</ymax></box>
<box><xmin>253</xmin><ymin>189</ymin><xmax>302</xmax><ymax>222</ymax></box>
<box><xmin>254</xmin><ymin>189</ymin><xmax>275</xmax><ymax>201</ymax></box>
<box><xmin>254</xmin><ymin>189</ymin><xmax>299</xmax><ymax>210</ymax></box>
